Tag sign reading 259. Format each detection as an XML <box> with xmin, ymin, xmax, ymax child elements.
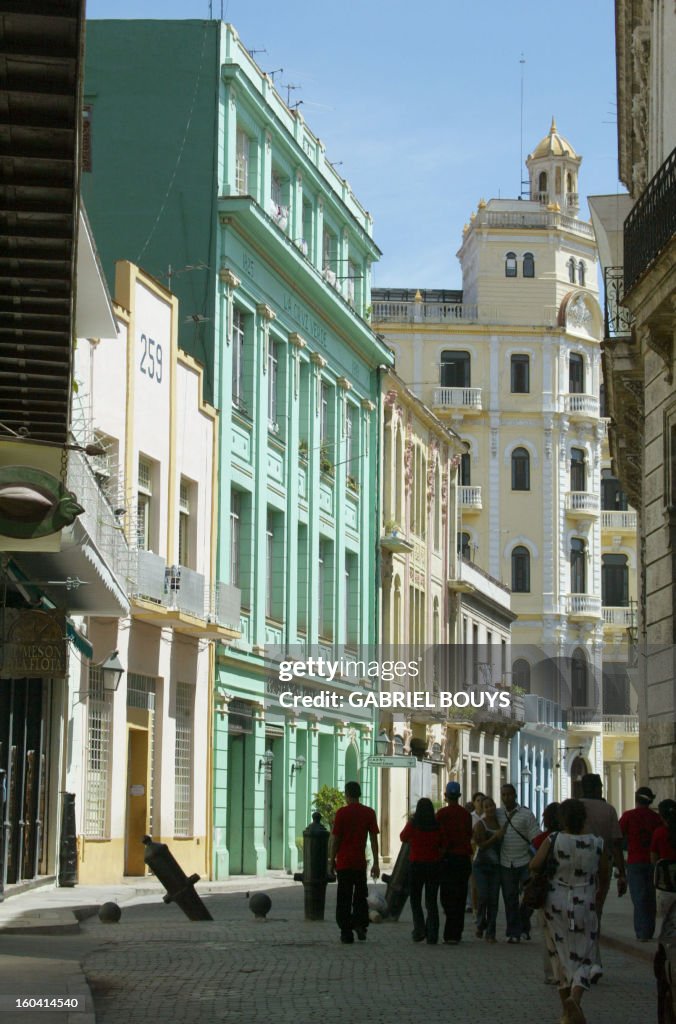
<box><xmin>139</xmin><ymin>333</ymin><xmax>163</xmax><ymax>383</ymax></box>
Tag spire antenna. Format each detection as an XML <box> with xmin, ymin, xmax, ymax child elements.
<box><xmin>519</xmin><ymin>53</ymin><xmax>529</xmax><ymax>198</ymax></box>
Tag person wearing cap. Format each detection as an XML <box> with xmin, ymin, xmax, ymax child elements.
<box><xmin>619</xmin><ymin>787</ymin><xmax>662</xmax><ymax>940</ymax></box>
<box><xmin>436</xmin><ymin>781</ymin><xmax>473</xmax><ymax>944</ymax></box>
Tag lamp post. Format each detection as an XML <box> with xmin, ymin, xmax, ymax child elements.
<box><xmin>99</xmin><ymin>650</ymin><xmax>124</xmax><ymax>692</ymax></box>
<box><xmin>375</xmin><ymin>730</ymin><xmax>390</xmax><ymax>756</ymax></box>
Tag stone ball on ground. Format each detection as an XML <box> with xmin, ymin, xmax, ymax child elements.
<box><xmin>248</xmin><ymin>891</ymin><xmax>272</xmax><ymax>919</ymax></box>
<box><xmin>98</xmin><ymin>902</ymin><xmax>122</xmax><ymax>923</ymax></box>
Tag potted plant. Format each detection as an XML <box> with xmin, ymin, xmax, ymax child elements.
<box><xmin>299</xmin><ymin>438</ymin><xmax>308</xmax><ymax>459</ymax></box>
<box><xmin>320</xmin><ymin>446</ymin><xmax>334</xmax><ymax>477</ymax></box>
<box><xmin>312</xmin><ymin>785</ymin><xmax>346</xmax><ymax>828</ymax></box>
<box><xmin>384</xmin><ymin>519</ymin><xmax>400</xmax><ymax>536</ymax></box>
<box><xmin>346</xmin><ymin>475</ymin><xmax>359</xmax><ymax>494</ymax></box>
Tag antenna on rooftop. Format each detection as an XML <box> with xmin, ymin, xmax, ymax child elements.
<box><xmin>519</xmin><ymin>53</ymin><xmax>529</xmax><ymax>199</ymax></box>
<box><xmin>286</xmin><ymin>83</ymin><xmax>301</xmax><ymax>107</ymax></box>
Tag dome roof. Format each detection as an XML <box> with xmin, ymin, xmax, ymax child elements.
<box><xmin>530</xmin><ymin>117</ymin><xmax>579</xmax><ymax>160</ymax></box>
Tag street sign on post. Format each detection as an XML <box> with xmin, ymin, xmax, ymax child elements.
<box><xmin>367</xmin><ymin>755</ymin><xmax>416</xmax><ymax>768</ymax></box>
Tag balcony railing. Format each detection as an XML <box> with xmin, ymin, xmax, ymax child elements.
<box><xmin>602</xmin><ymin>606</ymin><xmax>634</xmax><ymax>626</ymax></box>
<box><xmin>564</xmin><ymin>393</ymin><xmax>599</xmax><ymax>417</ymax></box>
<box><xmin>565</xmin><ymin>491</ymin><xmax>600</xmax><ymax>514</ymax></box>
<box><xmin>604</xmin><ymin>266</ymin><xmax>635</xmax><ymax>338</ymax></box>
<box><xmin>565</xmin><ymin>594</ymin><xmax>602</xmax><ymax>617</ymax></box>
<box><xmin>459</xmin><ymin>485</ymin><xmax>482</xmax><ymax>509</ymax></box>
<box><xmin>67</xmin><ymin>449</ymin><xmax>131</xmax><ymax>587</ymax></box>
<box><xmin>371</xmin><ymin>300</ymin><xmax>492</xmax><ymax>323</ymax></box>
<box><xmin>624</xmin><ymin>145</ymin><xmax>676</xmax><ymax>293</ymax></box>
<box><xmin>567</xmin><ymin>706</ymin><xmax>602</xmax><ymax>726</ymax></box>
<box><xmin>433</xmin><ymin>387</ymin><xmax>482</xmax><ymax>411</ymax></box>
<box><xmin>602</xmin><ymin>714</ymin><xmax>639</xmax><ymax>734</ymax></box>
<box><xmin>601</xmin><ymin>510</ymin><xmax>637</xmax><ymax>531</ymax></box>
<box><xmin>131</xmin><ymin>551</ymin><xmax>241</xmax><ymax>629</ymax></box>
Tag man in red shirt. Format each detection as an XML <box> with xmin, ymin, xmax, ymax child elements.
<box><xmin>436</xmin><ymin>781</ymin><xmax>473</xmax><ymax>943</ymax></box>
<box><xmin>619</xmin><ymin>786</ymin><xmax>662</xmax><ymax>940</ymax></box>
<box><xmin>328</xmin><ymin>780</ymin><xmax>380</xmax><ymax>944</ymax></box>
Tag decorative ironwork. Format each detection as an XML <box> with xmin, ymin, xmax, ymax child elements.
<box><xmin>604</xmin><ymin>266</ymin><xmax>635</xmax><ymax>337</ymax></box>
<box><xmin>624</xmin><ymin>145</ymin><xmax>676</xmax><ymax>293</ymax></box>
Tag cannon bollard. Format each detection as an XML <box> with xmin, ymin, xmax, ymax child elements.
<box><xmin>293</xmin><ymin>812</ymin><xmax>335</xmax><ymax>920</ymax></box>
<box><xmin>381</xmin><ymin>841</ymin><xmax>410</xmax><ymax>921</ymax></box>
<box><xmin>142</xmin><ymin>835</ymin><xmax>213</xmax><ymax>921</ymax></box>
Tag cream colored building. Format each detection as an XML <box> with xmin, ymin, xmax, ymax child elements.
<box><xmin>67</xmin><ymin>261</ymin><xmax>240</xmax><ymax>882</ymax></box>
<box><xmin>374</xmin><ymin>122</ymin><xmax>638</xmax><ymax>801</ymax></box>
<box><xmin>591</xmin><ymin>0</ymin><xmax>676</xmax><ymax>800</ymax></box>
<box><xmin>378</xmin><ymin>371</ymin><xmax>519</xmax><ymax>864</ymax></box>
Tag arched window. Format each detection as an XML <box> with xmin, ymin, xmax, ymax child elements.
<box><xmin>512</xmin><ymin>658</ymin><xmax>531</xmax><ymax>693</ymax></box>
<box><xmin>602</xmin><ymin>554</ymin><xmax>629</xmax><ymax>606</ymax></box>
<box><xmin>567</xmin><ymin>171</ymin><xmax>573</xmax><ymax>194</ymax></box>
<box><xmin>511</xmin><ymin>354</ymin><xmax>530</xmax><ymax>393</ymax></box>
<box><xmin>511</xmin><ymin>546</ymin><xmax>530</xmax><ymax>592</ymax></box>
<box><xmin>538</xmin><ymin>171</ymin><xmax>547</xmax><ymax>194</ymax></box>
<box><xmin>458</xmin><ymin>532</ymin><xmax>471</xmax><ymax>560</ymax></box>
<box><xmin>567</xmin><ymin>257</ymin><xmax>576</xmax><ymax>284</ymax></box>
<box><xmin>569</xmin><ymin>353</ymin><xmax>584</xmax><ymax>393</ymax></box>
<box><xmin>570</xmin><ymin>538</ymin><xmax>586</xmax><ymax>593</ymax></box>
<box><xmin>570</xmin><ymin>448</ymin><xmax>586</xmax><ymax>491</ymax></box>
<box><xmin>571</xmin><ymin>648</ymin><xmax>588</xmax><ymax>707</ymax></box>
<box><xmin>440</xmin><ymin>350</ymin><xmax>471</xmax><ymax>387</ymax></box>
<box><xmin>511</xmin><ymin>447</ymin><xmax>530</xmax><ymax>490</ymax></box>
<box><xmin>555</xmin><ymin>167</ymin><xmax>562</xmax><ymax>194</ymax></box>
<box><xmin>505</xmin><ymin>252</ymin><xmax>517</xmax><ymax>278</ymax></box>
<box><xmin>522</xmin><ymin>252</ymin><xmax>535</xmax><ymax>278</ymax></box>
<box><xmin>578</xmin><ymin>261</ymin><xmax>586</xmax><ymax>286</ymax></box>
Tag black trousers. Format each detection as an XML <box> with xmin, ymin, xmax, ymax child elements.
<box><xmin>439</xmin><ymin>854</ymin><xmax>472</xmax><ymax>941</ymax></box>
<box><xmin>336</xmin><ymin>868</ymin><xmax>369</xmax><ymax>934</ymax></box>
<box><xmin>409</xmin><ymin>861</ymin><xmax>440</xmax><ymax>942</ymax></box>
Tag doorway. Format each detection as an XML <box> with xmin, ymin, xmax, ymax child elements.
<box><xmin>125</xmin><ymin>727</ymin><xmax>149</xmax><ymax>875</ymax></box>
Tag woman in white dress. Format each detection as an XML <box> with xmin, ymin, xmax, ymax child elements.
<box><xmin>529</xmin><ymin>798</ymin><xmax>609</xmax><ymax>1024</ymax></box>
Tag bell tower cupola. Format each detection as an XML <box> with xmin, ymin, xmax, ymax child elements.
<box><xmin>526</xmin><ymin>117</ymin><xmax>582</xmax><ymax>216</ymax></box>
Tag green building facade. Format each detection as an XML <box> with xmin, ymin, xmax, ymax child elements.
<box><xmin>83</xmin><ymin>20</ymin><xmax>393</xmax><ymax>876</ymax></box>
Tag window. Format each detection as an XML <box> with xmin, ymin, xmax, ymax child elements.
<box><xmin>318</xmin><ymin>538</ymin><xmax>334</xmax><ymax>639</ymax></box>
<box><xmin>177</xmin><ymin>477</ymin><xmax>193</xmax><ymax>567</ymax></box>
<box><xmin>458</xmin><ymin>532</ymin><xmax>471</xmax><ymax>560</ymax></box>
<box><xmin>322</xmin><ymin>228</ymin><xmax>337</xmax><ymax>282</ymax></box>
<box><xmin>267</xmin><ymin>341</ymin><xmax>278</xmax><ymax>430</ymax></box>
<box><xmin>302</xmin><ymin>199</ymin><xmax>313</xmax><ymax>258</ymax></box>
<box><xmin>230</xmin><ymin>491</ymin><xmax>241</xmax><ymax>587</ymax></box>
<box><xmin>320</xmin><ymin>382</ymin><xmax>330</xmax><ymax>445</ymax></box>
<box><xmin>460</xmin><ymin>449</ymin><xmax>471</xmax><ymax>486</ymax></box>
<box><xmin>266</xmin><ymin>512</ymin><xmax>274</xmax><ymax>619</ymax></box>
<box><xmin>344</xmin><ymin>552</ymin><xmax>359</xmax><ymax>647</ymax></box>
<box><xmin>570</xmin><ymin>448</ymin><xmax>586</xmax><ymax>492</ymax></box>
<box><xmin>522</xmin><ymin>252</ymin><xmax>535</xmax><ymax>278</ymax></box>
<box><xmin>511</xmin><ymin>447</ymin><xmax>530</xmax><ymax>490</ymax></box>
<box><xmin>567</xmin><ymin>171</ymin><xmax>573</xmax><ymax>194</ymax></box>
<box><xmin>511</xmin><ymin>546</ymin><xmax>530</xmax><ymax>592</ymax></box>
<box><xmin>567</xmin><ymin>257</ymin><xmax>576</xmax><ymax>284</ymax></box>
<box><xmin>271</xmin><ymin>170</ymin><xmax>282</xmax><ymax>207</ymax></box>
<box><xmin>232</xmin><ymin>308</ymin><xmax>245</xmax><ymax>409</ymax></box>
<box><xmin>512</xmin><ymin>658</ymin><xmax>531</xmax><ymax>693</ymax></box>
<box><xmin>83</xmin><ymin>666</ymin><xmax>111</xmax><ymax>837</ymax></box>
<box><xmin>570</xmin><ymin>538</ymin><xmax>586</xmax><ymax>593</ymax></box>
<box><xmin>578</xmin><ymin>261</ymin><xmax>586</xmax><ymax>287</ymax></box>
<box><xmin>510</xmin><ymin>355</ymin><xmax>530</xmax><ymax>393</ymax></box>
<box><xmin>602</xmin><ymin>554</ymin><xmax>629</xmax><ymax>606</ymax></box>
<box><xmin>601</xmin><ymin>470</ymin><xmax>628</xmax><ymax>511</ymax></box>
<box><xmin>137</xmin><ymin>457</ymin><xmax>152</xmax><ymax>550</ymax></box>
<box><xmin>440</xmin><ymin>351</ymin><xmax>470</xmax><ymax>387</ymax></box>
<box><xmin>235</xmin><ymin>129</ymin><xmax>249</xmax><ymax>194</ymax></box>
<box><xmin>538</xmin><ymin>171</ymin><xmax>547</xmax><ymax>194</ymax></box>
<box><xmin>600</xmin><ymin>382</ymin><xmax>606</xmax><ymax>418</ymax></box>
<box><xmin>569</xmin><ymin>353</ymin><xmax>584</xmax><ymax>394</ymax></box>
<box><xmin>571</xmin><ymin>648</ymin><xmax>587</xmax><ymax>707</ymax></box>
<box><xmin>174</xmin><ymin>682</ymin><xmax>193</xmax><ymax>837</ymax></box>
<box><xmin>345</xmin><ymin>403</ymin><xmax>356</xmax><ymax>479</ymax></box>
<box><xmin>505</xmin><ymin>252</ymin><xmax>517</xmax><ymax>277</ymax></box>
<box><xmin>347</xmin><ymin>260</ymin><xmax>357</xmax><ymax>306</ymax></box>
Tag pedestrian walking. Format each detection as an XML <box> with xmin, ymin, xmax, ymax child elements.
<box><xmin>328</xmin><ymin>780</ymin><xmax>380</xmax><ymax>944</ymax></box>
<box><xmin>651</xmin><ymin>799</ymin><xmax>676</xmax><ymax>923</ymax></box>
<box><xmin>532</xmin><ymin>802</ymin><xmax>562</xmax><ymax>983</ymax></box>
<box><xmin>400</xmin><ymin>797</ymin><xmax>442</xmax><ymax>944</ymax></box>
<box><xmin>530</xmin><ymin>798</ymin><xmax>609</xmax><ymax>1024</ymax></box>
<box><xmin>619</xmin><ymin>786</ymin><xmax>662</xmax><ymax>940</ymax></box>
<box><xmin>578</xmin><ymin>772</ymin><xmax>627</xmax><ymax>968</ymax></box>
<box><xmin>496</xmin><ymin>782</ymin><xmax>540</xmax><ymax>943</ymax></box>
<box><xmin>471</xmin><ymin>796</ymin><xmax>504</xmax><ymax>943</ymax></box>
<box><xmin>467</xmin><ymin>791</ymin><xmax>485</xmax><ymax>913</ymax></box>
<box><xmin>436</xmin><ymin>781</ymin><xmax>473</xmax><ymax>944</ymax></box>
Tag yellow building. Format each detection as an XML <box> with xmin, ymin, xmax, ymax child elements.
<box><xmin>374</xmin><ymin>123</ymin><xmax>637</xmax><ymax>803</ymax></box>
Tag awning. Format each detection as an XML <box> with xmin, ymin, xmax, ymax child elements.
<box><xmin>66</xmin><ymin>617</ymin><xmax>93</xmax><ymax>659</ymax></box>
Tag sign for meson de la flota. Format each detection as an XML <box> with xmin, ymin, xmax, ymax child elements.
<box><xmin>0</xmin><ymin>609</ymin><xmax>67</xmax><ymax>678</ymax></box>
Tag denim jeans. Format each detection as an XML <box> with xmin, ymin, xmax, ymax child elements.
<box><xmin>473</xmin><ymin>860</ymin><xmax>500</xmax><ymax>939</ymax></box>
<box><xmin>499</xmin><ymin>863</ymin><xmax>532</xmax><ymax>939</ymax></box>
<box><xmin>439</xmin><ymin>854</ymin><xmax>472</xmax><ymax>941</ymax></box>
<box><xmin>627</xmin><ymin>862</ymin><xmax>656</xmax><ymax>940</ymax></box>
<box><xmin>409</xmin><ymin>861</ymin><xmax>440</xmax><ymax>942</ymax></box>
<box><xmin>335</xmin><ymin>868</ymin><xmax>369</xmax><ymax>935</ymax></box>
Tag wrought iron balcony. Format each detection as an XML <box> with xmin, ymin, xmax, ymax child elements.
<box><xmin>624</xmin><ymin>145</ymin><xmax>676</xmax><ymax>293</ymax></box>
<box><xmin>603</xmin><ymin>266</ymin><xmax>635</xmax><ymax>338</ymax></box>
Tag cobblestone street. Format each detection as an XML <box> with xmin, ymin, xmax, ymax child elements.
<box><xmin>77</xmin><ymin>886</ymin><xmax>652</xmax><ymax>1024</ymax></box>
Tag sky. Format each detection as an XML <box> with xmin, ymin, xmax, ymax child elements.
<box><xmin>86</xmin><ymin>0</ymin><xmax>624</xmax><ymax>290</ymax></box>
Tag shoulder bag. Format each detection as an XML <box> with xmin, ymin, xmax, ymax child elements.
<box><xmin>521</xmin><ymin>832</ymin><xmax>558</xmax><ymax>911</ymax></box>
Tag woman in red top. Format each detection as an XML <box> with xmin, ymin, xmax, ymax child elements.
<box><xmin>400</xmin><ymin>797</ymin><xmax>442</xmax><ymax>944</ymax></box>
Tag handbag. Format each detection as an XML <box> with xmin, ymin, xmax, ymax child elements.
<box><xmin>521</xmin><ymin>833</ymin><xmax>558</xmax><ymax>911</ymax></box>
